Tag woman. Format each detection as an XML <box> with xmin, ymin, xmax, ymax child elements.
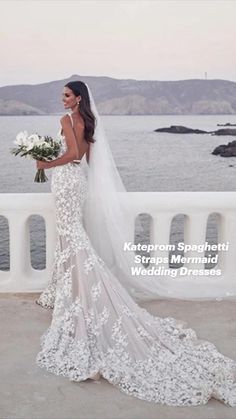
<box><xmin>35</xmin><ymin>81</ymin><xmax>236</xmax><ymax>407</ymax></box>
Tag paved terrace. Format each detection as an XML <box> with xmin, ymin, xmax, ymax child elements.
<box><xmin>1</xmin><ymin>293</ymin><xmax>235</xmax><ymax>419</ymax></box>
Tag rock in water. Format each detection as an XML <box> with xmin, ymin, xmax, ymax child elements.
<box><xmin>154</xmin><ymin>125</ymin><xmax>208</xmax><ymax>134</ymax></box>
<box><xmin>211</xmin><ymin>128</ymin><xmax>236</xmax><ymax>136</ymax></box>
<box><xmin>154</xmin><ymin>126</ymin><xmax>236</xmax><ymax>136</ymax></box>
<box><xmin>212</xmin><ymin>140</ymin><xmax>236</xmax><ymax>157</ymax></box>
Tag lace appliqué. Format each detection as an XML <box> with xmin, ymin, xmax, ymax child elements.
<box><xmin>36</xmin><ymin>132</ymin><xmax>236</xmax><ymax>407</ymax></box>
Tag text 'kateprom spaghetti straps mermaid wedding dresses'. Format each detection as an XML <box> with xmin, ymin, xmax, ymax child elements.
<box><xmin>35</xmin><ymin>87</ymin><xmax>236</xmax><ymax>407</ymax></box>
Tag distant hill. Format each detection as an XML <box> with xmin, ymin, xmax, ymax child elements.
<box><xmin>0</xmin><ymin>99</ymin><xmax>44</xmax><ymax>115</ymax></box>
<box><xmin>0</xmin><ymin>75</ymin><xmax>236</xmax><ymax>115</ymax></box>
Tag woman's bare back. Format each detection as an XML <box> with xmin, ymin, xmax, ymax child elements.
<box><xmin>70</xmin><ymin>113</ymin><xmax>90</xmax><ymax>162</ymax></box>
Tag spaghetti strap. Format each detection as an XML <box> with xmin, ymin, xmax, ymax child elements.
<box><xmin>67</xmin><ymin>113</ymin><xmax>73</xmax><ymax>127</ymax></box>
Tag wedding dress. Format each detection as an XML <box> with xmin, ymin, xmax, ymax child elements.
<box><xmin>36</xmin><ymin>107</ymin><xmax>236</xmax><ymax>408</ymax></box>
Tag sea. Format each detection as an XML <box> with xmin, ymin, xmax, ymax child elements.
<box><xmin>0</xmin><ymin>114</ymin><xmax>236</xmax><ymax>270</ymax></box>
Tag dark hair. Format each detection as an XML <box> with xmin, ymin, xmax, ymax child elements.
<box><xmin>64</xmin><ymin>81</ymin><xmax>96</xmax><ymax>144</ymax></box>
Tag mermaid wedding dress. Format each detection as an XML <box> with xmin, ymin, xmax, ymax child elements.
<box><xmin>36</xmin><ymin>116</ymin><xmax>236</xmax><ymax>408</ymax></box>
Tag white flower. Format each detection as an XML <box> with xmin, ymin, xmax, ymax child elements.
<box><xmin>28</xmin><ymin>134</ymin><xmax>45</xmax><ymax>148</ymax></box>
<box><xmin>28</xmin><ymin>134</ymin><xmax>40</xmax><ymax>142</ymax></box>
<box><xmin>14</xmin><ymin>131</ymin><xmax>28</xmax><ymax>146</ymax></box>
<box><xmin>42</xmin><ymin>142</ymin><xmax>51</xmax><ymax>148</ymax></box>
<box><xmin>25</xmin><ymin>141</ymin><xmax>35</xmax><ymax>151</ymax></box>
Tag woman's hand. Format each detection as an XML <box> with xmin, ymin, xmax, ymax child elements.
<box><xmin>36</xmin><ymin>160</ymin><xmax>50</xmax><ymax>170</ymax></box>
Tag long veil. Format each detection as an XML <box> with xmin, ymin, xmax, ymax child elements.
<box><xmin>82</xmin><ymin>83</ymin><xmax>231</xmax><ymax>303</ymax></box>
<box><xmin>83</xmin><ymin>84</ymin><xmax>161</xmax><ymax>302</ymax></box>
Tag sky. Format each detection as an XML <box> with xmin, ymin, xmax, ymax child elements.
<box><xmin>1</xmin><ymin>0</ymin><xmax>236</xmax><ymax>87</ymax></box>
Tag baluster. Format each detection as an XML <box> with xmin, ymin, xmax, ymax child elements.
<box><xmin>217</xmin><ymin>211</ymin><xmax>236</xmax><ymax>286</ymax></box>
<box><xmin>183</xmin><ymin>212</ymin><xmax>208</xmax><ymax>271</ymax></box>
<box><xmin>8</xmin><ymin>213</ymin><xmax>31</xmax><ymax>290</ymax></box>
<box><xmin>149</xmin><ymin>213</ymin><xmax>172</xmax><ymax>268</ymax></box>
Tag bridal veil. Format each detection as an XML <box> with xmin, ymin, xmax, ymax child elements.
<box><xmin>82</xmin><ymin>83</ymin><xmax>233</xmax><ymax>302</ymax></box>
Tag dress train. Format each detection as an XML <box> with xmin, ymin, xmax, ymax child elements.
<box><xmin>36</xmin><ymin>131</ymin><xmax>236</xmax><ymax>407</ymax></box>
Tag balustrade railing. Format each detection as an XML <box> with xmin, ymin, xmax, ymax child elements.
<box><xmin>0</xmin><ymin>192</ymin><xmax>236</xmax><ymax>298</ymax></box>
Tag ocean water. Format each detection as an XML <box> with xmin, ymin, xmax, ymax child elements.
<box><xmin>0</xmin><ymin>114</ymin><xmax>236</xmax><ymax>270</ymax></box>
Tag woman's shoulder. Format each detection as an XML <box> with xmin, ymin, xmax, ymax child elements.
<box><xmin>60</xmin><ymin>113</ymin><xmax>84</xmax><ymax>131</ymax></box>
<box><xmin>60</xmin><ymin>115</ymin><xmax>74</xmax><ymax>134</ymax></box>
<box><xmin>60</xmin><ymin>114</ymin><xmax>71</xmax><ymax>123</ymax></box>
<box><xmin>58</xmin><ymin>115</ymin><xmax>70</xmax><ymax>137</ymax></box>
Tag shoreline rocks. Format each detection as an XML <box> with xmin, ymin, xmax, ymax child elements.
<box><xmin>154</xmin><ymin>125</ymin><xmax>236</xmax><ymax>157</ymax></box>
<box><xmin>211</xmin><ymin>128</ymin><xmax>236</xmax><ymax>136</ymax></box>
<box><xmin>212</xmin><ymin>140</ymin><xmax>236</xmax><ymax>157</ymax></box>
<box><xmin>154</xmin><ymin>125</ymin><xmax>236</xmax><ymax>136</ymax></box>
<box><xmin>154</xmin><ymin>125</ymin><xmax>208</xmax><ymax>134</ymax></box>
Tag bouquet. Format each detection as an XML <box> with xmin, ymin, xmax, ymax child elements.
<box><xmin>10</xmin><ymin>131</ymin><xmax>61</xmax><ymax>182</ymax></box>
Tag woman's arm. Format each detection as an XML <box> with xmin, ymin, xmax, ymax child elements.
<box><xmin>36</xmin><ymin>115</ymin><xmax>79</xmax><ymax>169</ymax></box>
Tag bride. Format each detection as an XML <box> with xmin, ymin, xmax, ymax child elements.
<box><xmin>35</xmin><ymin>80</ymin><xmax>236</xmax><ymax>407</ymax></box>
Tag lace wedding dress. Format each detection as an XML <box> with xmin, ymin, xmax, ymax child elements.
<box><xmin>36</xmin><ymin>119</ymin><xmax>236</xmax><ymax>408</ymax></box>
